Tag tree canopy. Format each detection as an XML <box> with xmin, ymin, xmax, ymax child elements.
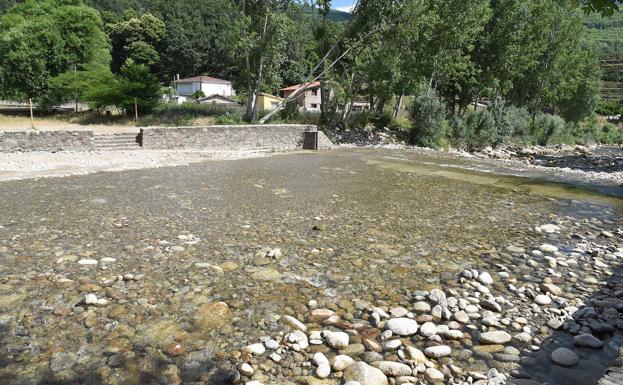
<box><xmin>0</xmin><ymin>0</ymin><xmax>109</xmax><ymax>100</ymax></box>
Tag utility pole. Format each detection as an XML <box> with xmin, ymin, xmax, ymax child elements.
<box><xmin>74</xmin><ymin>64</ymin><xmax>78</xmax><ymax>112</ymax></box>
<box><xmin>134</xmin><ymin>98</ymin><xmax>138</xmax><ymax>122</ymax></box>
<box><xmin>29</xmin><ymin>98</ymin><xmax>35</xmax><ymax>129</ymax></box>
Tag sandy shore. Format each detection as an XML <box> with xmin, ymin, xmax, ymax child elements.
<box><xmin>0</xmin><ymin>149</ymin><xmax>269</xmax><ymax>181</ymax></box>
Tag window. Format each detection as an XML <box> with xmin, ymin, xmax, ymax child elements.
<box><xmin>310</xmin><ymin>103</ymin><xmax>318</xmax><ymax>109</ymax></box>
<box><xmin>311</xmin><ymin>89</ymin><xmax>318</xmax><ymax>96</ymax></box>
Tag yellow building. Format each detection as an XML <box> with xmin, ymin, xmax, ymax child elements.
<box><xmin>257</xmin><ymin>92</ymin><xmax>284</xmax><ymax>112</ymax></box>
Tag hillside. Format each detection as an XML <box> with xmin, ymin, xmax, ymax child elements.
<box><xmin>583</xmin><ymin>9</ymin><xmax>623</xmax><ymax>59</ymax></box>
<box><xmin>299</xmin><ymin>3</ymin><xmax>352</xmax><ymax>22</ymax></box>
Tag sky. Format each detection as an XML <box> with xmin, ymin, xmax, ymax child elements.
<box><xmin>332</xmin><ymin>0</ymin><xmax>357</xmax><ymax>12</ymax></box>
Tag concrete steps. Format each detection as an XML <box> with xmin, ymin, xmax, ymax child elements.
<box><xmin>93</xmin><ymin>133</ymin><xmax>141</xmax><ymax>151</ymax></box>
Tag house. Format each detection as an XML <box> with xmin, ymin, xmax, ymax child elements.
<box><xmin>173</xmin><ymin>75</ymin><xmax>234</xmax><ymax>104</ymax></box>
<box><xmin>196</xmin><ymin>94</ymin><xmax>241</xmax><ymax>106</ymax></box>
<box><xmin>257</xmin><ymin>92</ymin><xmax>283</xmax><ymax>111</ymax></box>
<box><xmin>347</xmin><ymin>101</ymin><xmax>370</xmax><ymax>112</ymax></box>
<box><xmin>280</xmin><ymin>81</ymin><xmax>322</xmax><ymax>111</ymax></box>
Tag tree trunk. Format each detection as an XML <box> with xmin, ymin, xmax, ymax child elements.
<box><xmin>245</xmin><ymin>11</ymin><xmax>269</xmax><ymax>122</ymax></box>
<box><xmin>393</xmin><ymin>94</ymin><xmax>403</xmax><ymax>118</ymax></box>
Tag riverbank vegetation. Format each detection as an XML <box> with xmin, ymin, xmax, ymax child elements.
<box><xmin>0</xmin><ymin>0</ymin><xmax>621</xmax><ymax>149</ymax></box>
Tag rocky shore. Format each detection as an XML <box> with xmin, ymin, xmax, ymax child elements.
<box><xmin>229</xmin><ymin>222</ymin><xmax>623</xmax><ymax>385</ymax></box>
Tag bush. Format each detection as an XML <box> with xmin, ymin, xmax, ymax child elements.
<box><xmin>533</xmin><ymin>114</ymin><xmax>566</xmax><ymax>145</ymax></box>
<box><xmin>598</xmin><ymin>123</ymin><xmax>623</xmax><ymax>144</ymax></box>
<box><xmin>214</xmin><ymin>112</ymin><xmax>243</xmax><ymax>125</ymax></box>
<box><xmin>462</xmin><ymin>110</ymin><xmax>497</xmax><ymax>150</ymax></box>
<box><xmin>505</xmin><ymin>106</ymin><xmax>532</xmax><ymax>143</ymax></box>
<box><xmin>347</xmin><ymin>111</ymin><xmax>370</xmax><ymax>129</ymax></box>
<box><xmin>595</xmin><ymin>99</ymin><xmax>623</xmax><ymax>116</ymax></box>
<box><xmin>409</xmin><ymin>88</ymin><xmax>447</xmax><ymax>147</ymax></box>
<box><xmin>141</xmin><ymin>103</ymin><xmax>245</xmax><ymax>125</ymax></box>
<box><xmin>370</xmin><ymin>112</ymin><xmax>393</xmax><ymax>130</ymax></box>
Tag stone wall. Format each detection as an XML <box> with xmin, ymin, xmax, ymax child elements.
<box><xmin>0</xmin><ymin>130</ymin><xmax>94</xmax><ymax>152</ymax></box>
<box><xmin>141</xmin><ymin>125</ymin><xmax>324</xmax><ymax>151</ymax></box>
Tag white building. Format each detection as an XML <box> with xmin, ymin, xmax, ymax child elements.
<box><xmin>173</xmin><ymin>76</ymin><xmax>235</xmax><ymax>104</ymax></box>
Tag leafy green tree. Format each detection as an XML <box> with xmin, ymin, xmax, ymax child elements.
<box><xmin>107</xmin><ymin>12</ymin><xmax>166</xmax><ymax>73</ymax></box>
<box><xmin>116</xmin><ymin>61</ymin><xmax>162</xmax><ymax>113</ymax></box>
<box><xmin>61</xmin><ymin>61</ymin><xmax>161</xmax><ymax>114</ymax></box>
<box><xmin>237</xmin><ymin>0</ymin><xmax>295</xmax><ymax>121</ymax></box>
<box><xmin>0</xmin><ymin>0</ymin><xmax>109</xmax><ymax>102</ymax></box>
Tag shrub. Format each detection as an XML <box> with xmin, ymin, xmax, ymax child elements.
<box><xmin>596</xmin><ymin>122</ymin><xmax>623</xmax><ymax>144</ymax></box>
<box><xmin>409</xmin><ymin>88</ymin><xmax>447</xmax><ymax>147</ymax></box>
<box><xmin>214</xmin><ymin>112</ymin><xmax>243</xmax><ymax>125</ymax></box>
<box><xmin>347</xmin><ymin>111</ymin><xmax>370</xmax><ymax>129</ymax></box>
<box><xmin>192</xmin><ymin>90</ymin><xmax>206</xmax><ymax>100</ymax></box>
<box><xmin>533</xmin><ymin>114</ymin><xmax>566</xmax><ymax>145</ymax></box>
<box><xmin>462</xmin><ymin>110</ymin><xmax>497</xmax><ymax>150</ymax></box>
<box><xmin>595</xmin><ymin>99</ymin><xmax>623</xmax><ymax>116</ymax></box>
<box><xmin>370</xmin><ymin>112</ymin><xmax>393</xmax><ymax>130</ymax></box>
<box><xmin>505</xmin><ymin>106</ymin><xmax>532</xmax><ymax>143</ymax></box>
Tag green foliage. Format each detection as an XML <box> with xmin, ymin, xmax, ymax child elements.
<box><xmin>79</xmin><ymin>61</ymin><xmax>162</xmax><ymax>114</ymax></box>
<box><xmin>215</xmin><ymin>112</ymin><xmax>244</xmax><ymax>125</ymax></box>
<box><xmin>596</xmin><ymin>99</ymin><xmax>623</xmax><ymax>115</ymax></box>
<box><xmin>140</xmin><ymin>102</ymin><xmax>244</xmax><ymax>125</ymax></box>
<box><xmin>461</xmin><ymin>110</ymin><xmax>497</xmax><ymax>149</ymax></box>
<box><xmin>192</xmin><ymin>90</ymin><xmax>206</xmax><ymax>100</ymax></box>
<box><xmin>107</xmin><ymin>12</ymin><xmax>166</xmax><ymax>73</ymax></box>
<box><xmin>45</xmin><ymin>64</ymin><xmax>117</xmax><ymax>110</ymax></box>
<box><xmin>583</xmin><ymin>9</ymin><xmax>623</xmax><ymax>58</ymax></box>
<box><xmin>0</xmin><ymin>0</ymin><xmax>109</xmax><ymax>101</ymax></box>
<box><xmin>409</xmin><ymin>88</ymin><xmax>447</xmax><ymax>147</ymax></box>
<box><xmin>532</xmin><ymin>114</ymin><xmax>566</xmax><ymax>145</ymax></box>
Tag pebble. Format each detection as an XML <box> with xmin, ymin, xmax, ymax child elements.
<box><xmin>243</xmin><ymin>343</ymin><xmax>266</xmax><ymax>355</ymax></box>
<box><xmin>574</xmin><ymin>334</ymin><xmax>604</xmax><ymax>349</ymax></box>
<box><xmin>370</xmin><ymin>361</ymin><xmax>412</xmax><ymax>376</ymax></box>
<box><xmin>325</xmin><ymin>331</ymin><xmax>349</xmax><ymax>348</ymax></box>
<box><xmin>343</xmin><ymin>362</ymin><xmax>388</xmax><ymax>385</ymax></box>
<box><xmin>425</xmin><ymin>367</ymin><xmax>445</xmax><ymax>382</ymax></box>
<box><xmin>551</xmin><ymin>347</ymin><xmax>579</xmax><ymax>366</ymax></box>
<box><xmin>385</xmin><ymin>318</ymin><xmax>419</xmax><ymax>336</ymax></box>
<box><xmin>77</xmin><ymin>259</ymin><xmax>98</xmax><ymax>265</ymax></box>
<box><xmin>239</xmin><ymin>363</ymin><xmax>254</xmax><ymax>376</ymax></box>
<box><xmin>534</xmin><ymin>295</ymin><xmax>552</xmax><ymax>305</ymax></box>
<box><xmin>333</xmin><ymin>355</ymin><xmax>355</xmax><ymax>371</ymax></box>
<box><xmin>479</xmin><ymin>272</ymin><xmax>494</xmax><ymax>285</ymax></box>
<box><xmin>282</xmin><ymin>315</ymin><xmax>307</xmax><ymax>332</ymax></box>
<box><xmin>424</xmin><ymin>345</ymin><xmax>451</xmax><ymax>358</ymax></box>
<box><xmin>479</xmin><ymin>331</ymin><xmax>512</xmax><ymax>345</ymax></box>
<box><xmin>420</xmin><ymin>322</ymin><xmax>437</xmax><ymax>337</ymax></box>
<box><xmin>539</xmin><ymin>244</ymin><xmax>558</xmax><ymax>253</ymax></box>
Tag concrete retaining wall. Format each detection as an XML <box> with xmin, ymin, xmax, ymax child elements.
<box><xmin>141</xmin><ymin>125</ymin><xmax>325</xmax><ymax>151</ymax></box>
<box><xmin>0</xmin><ymin>130</ymin><xmax>94</xmax><ymax>152</ymax></box>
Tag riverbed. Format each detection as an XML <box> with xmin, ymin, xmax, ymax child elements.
<box><xmin>0</xmin><ymin>148</ymin><xmax>621</xmax><ymax>385</ymax></box>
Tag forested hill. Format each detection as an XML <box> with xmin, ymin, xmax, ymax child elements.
<box><xmin>300</xmin><ymin>3</ymin><xmax>351</xmax><ymax>22</ymax></box>
<box><xmin>583</xmin><ymin>9</ymin><xmax>623</xmax><ymax>59</ymax></box>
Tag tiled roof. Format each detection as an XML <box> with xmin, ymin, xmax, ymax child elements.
<box><xmin>280</xmin><ymin>81</ymin><xmax>321</xmax><ymax>91</ymax></box>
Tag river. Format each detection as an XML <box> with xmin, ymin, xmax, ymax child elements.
<box><xmin>0</xmin><ymin>148</ymin><xmax>621</xmax><ymax>385</ymax></box>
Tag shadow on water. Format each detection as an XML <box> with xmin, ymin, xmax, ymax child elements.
<box><xmin>507</xmin><ymin>267</ymin><xmax>623</xmax><ymax>385</ymax></box>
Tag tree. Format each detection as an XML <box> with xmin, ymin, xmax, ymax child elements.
<box><xmin>0</xmin><ymin>0</ymin><xmax>109</xmax><ymax>103</ymax></box>
<box><xmin>57</xmin><ymin>61</ymin><xmax>162</xmax><ymax>114</ymax></box>
<box><xmin>237</xmin><ymin>0</ymin><xmax>294</xmax><ymax>121</ymax></box>
<box><xmin>107</xmin><ymin>12</ymin><xmax>166</xmax><ymax>73</ymax></box>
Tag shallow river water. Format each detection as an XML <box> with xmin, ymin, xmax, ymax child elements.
<box><xmin>0</xmin><ymin>148</ymin><xmax>621</xmax><ymax>385</ymax></box>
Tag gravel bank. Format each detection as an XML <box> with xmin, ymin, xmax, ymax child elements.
<box><xmin>0</xmin><ymin>149</ymin><xmax>270</xmax><ymax>181</ymax></box>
